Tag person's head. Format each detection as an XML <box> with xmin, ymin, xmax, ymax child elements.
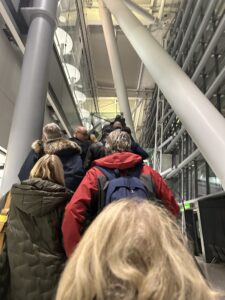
<box><xmin>101</xmin><ymin>124</ymin><xmax>113</xmax><ymax>141</ymax></box>
<box><xmin>74</xmin><ymin>126</ymin><xmax>88</xmax><ymax>141</ymax></box>
<box><xmin>30</xmin><ymin>154</ymin><xmax>65</xmax><ymax>186</ymax></box>
<box><xmin>42</xmin><ymin>123</ymin><xmax>63</xmax><ymax>143</ymax></box>
<box><xmin>56</xmin><ymin>198</ymin><xmax>218</xmax><ymax>300</ymax></box>
<box><xmin>112</xmin><ymin>121</ymin><xmax>123</xmax><ymax>130</ymax></box>
<box><xmin>105</xmin><ymin>130</ymin><xmax>131</xmax><ymax>154</ymax></box>
<box><xmin>114</xmin><ymin>114</ymin><xmax>126</xmax><ymax>127</ymax></box>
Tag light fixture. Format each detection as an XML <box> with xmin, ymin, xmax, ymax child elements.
<box><xmin>80</xmin><ymin>108</ymin><xmax>90</xmax><ymax>119</ymax></box>
<box><xmin>83</xmin><ymin>121</ymin><xmax>93</xmax><ymax>131</ymax></box>
<box><xmin>59</xmin><ymin>15</ymin><xmax>67</xmax><ymax>23</ymax></box>
<box><xmin>74</xmin><ymin>90</ymin><xmax>87</xmax><ymax>104</ymax></box>
<box><xmin>62</xmin><ymin>63</ymin><xmax>80</xmax><ymax>84</ymax></box>
<box><xmin>54</xmin><ymin>27</ymin><xmax>73</xmax><ymax>55</ymax></box>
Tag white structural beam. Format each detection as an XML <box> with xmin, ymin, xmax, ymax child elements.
<box><xmin>124</xmin><ymin>0</ymin><xmax>156</xmax><ymax>24</ymax></box>
<box><xmin>102</xmin><ymin>0</ymin><xmax>225</xmax><ymax>189</ymax></box>
<box><xmin>99</xmin><ymin>0</ymin><xmax>135</xmax><ymax>138</ymax></box>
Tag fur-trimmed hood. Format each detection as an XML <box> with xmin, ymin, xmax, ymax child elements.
<box><xmin>44</xmin><ymin>138</ymin><xmax>81</xmax><ymax>156</ymax></box>
<box><xmin>31</xmin><ymin>139</ymin><xmax>43</xmax><ymax>154</ymax></box>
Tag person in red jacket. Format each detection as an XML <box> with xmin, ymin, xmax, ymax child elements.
<box><xmin>62</xmin><ymin>130</ymin><xmax>179</xmax><ymax>256</ymax></box>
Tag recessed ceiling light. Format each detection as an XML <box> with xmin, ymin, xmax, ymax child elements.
<box><xmin>59</xmin><ymin>15</ymin><xmax>67</xmax><ymax>23</ymax></box>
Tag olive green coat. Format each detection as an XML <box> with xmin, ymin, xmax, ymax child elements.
<box><xmin>0</xmin><ymin>178</ymin><xmax>72</xmax><ymax>300</ymax></box>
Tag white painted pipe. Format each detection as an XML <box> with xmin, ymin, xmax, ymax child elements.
<box><xmin>99</xmin><ymin>0</ymin><xmax>136</xmax><ymax>138</ymax></box>
<box><xmin>158</xmin><ymin>135</ymin><xmax>173</xmax><ymax>150</ymax></box>
<box><xmin>160</xmin><ymin>167</ymin><xmax>173</xmax><ymax>178</ymax></box>
<box><xmin>124</xmin><ymin>0</ymin><xmax>156</xmax><ymax>23</ymax></box>
<box><xmin>102</xmin><ymin>0</ymin><xmax>225</xmax><ymax>189</ymax></box>
<box><xmin>166</xmin><ymin>149</ymin><xmax>200</xmax><ymax>179</ymax></box>
<box><xmin>165</xmin><ymin>63</ymin><xmax>225</xmax><ymax>152</ymax></box>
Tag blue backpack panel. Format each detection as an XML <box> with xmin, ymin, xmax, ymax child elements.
<box><xmin>96</xmin><ymin>165</ymin><xmax>156</xmax><ymax>211</ymax></box>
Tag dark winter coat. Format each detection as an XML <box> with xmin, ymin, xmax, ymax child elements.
<box><xmin>70</xmin><ymin>137</ymin><xmax>92</xmax><ymax>162</ymax></box>
<box><xmin>18</xmin><ymin>139</ymin><xmax>43</xmax><ymax>181</ymax></box>
<box><xmin>0</xmin><ymin>178</ymin><xmax>72</xmax><ymax>300</ymax></box>
<box><xmin>131</xmin><ymin>141</ymin><xmax>149</xmax><ymax>160</ymax></box>
<box><xmin>83</xmin><ymin>141</ymin><xmax>106</xmax><ymax>171</ymax></box>
<box><xmin>18</xmin><ymin>139</ymin><xmax>84</xmax><ymax>192</ymax></box>
<box><xmin>44</xmin><ymin>139</ymin><xmax>84</xmax><ymax>191</ymax></box>
<box><xmin>62</xmin><ymin>152</ymin><xmax>179</xmax><ymax>256</ymax></box>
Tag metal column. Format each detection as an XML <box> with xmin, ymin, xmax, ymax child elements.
<box><xmin>1</xmin><ymin>0</ymin><xmax>58</xmax><ymax>194</ymax></box>
<box><xmin>102</xmin><ymin>0</ymin><xmax>225</xmax><ymax>190</ymax></box>
<box><xmin>153</xmin><ymin>88</ymin><xmax>160</xmax><ymax>170</ymax></box>
<box><xmin>99</xmin><ymin>0</ymin><xmax>135</xmax><ymax>138</ymax></box>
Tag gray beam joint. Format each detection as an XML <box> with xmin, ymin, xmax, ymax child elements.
<box><xmin>21</xmin><ymin>6</ymin><xmax>57</xmax><ymax>28</ymax></box>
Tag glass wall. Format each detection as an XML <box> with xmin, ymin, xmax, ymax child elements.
<box><xmin>140</xmin><ymin>1</ymin><xmax>225</xmax><ymax>201</ymax></box>
<box><xmin>55</xmin><ymin>0</ymin><xmax>98</xmax><ymax>131</ymax></box>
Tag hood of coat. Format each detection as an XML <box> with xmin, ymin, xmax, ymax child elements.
<box><xmin>31</xmin><ymin>139</ymin><xmax>43</xmax><ymax>154</ymax></box>
<box><xmin>11</xmin><ymin>178</ymin><xmax>72</xmax><ymax>217</ymax></box>
<box><xmin>93</xmin><ymin>152</ymin><xmax>142</xmax><ymax>170</ymax></box>
<box><xmin>44</xmin><ymin>139</ymin><xmax>81</xmax><ymax>156</ymax></box>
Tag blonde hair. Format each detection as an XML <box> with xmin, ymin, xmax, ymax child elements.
<box><xmin>105</xmin><ymin>129</ymin><xmax>131</xmax><ymax>154</ymax></box>
<box><xmin>56</xmin><ymin>198</ymin><xmax>219</xmax><ymax>300</ymax></box>
<box><xmin>30</xmin><ymin>154</ymin><xmax>65</xmax><ymax>186</ymax></box>
<box><xmin>90</xmin><ymin>133</ymin><xmax>97</xmax><ymax>143</ymax></box>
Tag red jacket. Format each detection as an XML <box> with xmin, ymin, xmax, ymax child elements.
<box><xmin>62</xmin><ymin>152</ymin><xmax>179</xmax><ymax>256</ymax></box>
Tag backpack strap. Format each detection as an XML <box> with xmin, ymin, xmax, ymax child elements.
<box><xmin>95</xmin><ymin>166</ymin><xmax>117</xmax><ymax>212</ymax></box>
<box><xmin>95</xmin><ymin>166</ymin><xmax>117</xmax><ymax>180</ymax></box>
<box><xmin>140</xmin><ymin>174</ymin><xmax>156</xmax><ymax>198</ymax></box>
<box><xmin>97</xmin><ymin>175</ymin><xmax>107</xmax><ymax>212</ymax></box>
<box><xmin>127</xmin><ymin>163</ymin><xmax>143</xmax><ymax>177</ymax></box>
<box><xmin>0</xmin><ymin>192</ymin><xmax>11</xmax><ymax>254</ymax></box>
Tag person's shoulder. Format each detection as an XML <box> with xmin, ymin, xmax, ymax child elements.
<box><xmin>31</xmin><ymin>139</ymin><xmax>43</xmax><ymax>154</ymax></box>
<box><xmin>142</xmin><ymin>165</ymin><xmax>162</xmax><ymax>177</ymax></box>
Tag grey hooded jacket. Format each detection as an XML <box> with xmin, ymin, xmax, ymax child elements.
<box><xmin>0</xmin><ymin>178</ymin><xmax>72</xmax><ymax>300</ymax></box>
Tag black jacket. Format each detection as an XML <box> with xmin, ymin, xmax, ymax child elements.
<box><xmin>0</xmin><ymin>178</ymin><xmax>72</xmax><ymax>300</ymax></box>
<box><xmin>18</xmin><ymin>139</ymin><xmax>43</xmax><ymax>181</ymax></box>
<box><xmin>19</xmin><ymin>139</ymin><xmax>84</xmax><ymax>192</ymax></box>
<box><xmin>83</xmin><ymin>141</ymin><xmax>106</xmax><ymax>171</ymax></box>
<box><xmin>70</xmin><ymin>137</ymin><xmax>91</xmax><ymax>162</ymax></box>
<box><xmin>44</xmin><ymin>139</ymin><xmax>84</xmax><ymax>191</ymax></box>
<box><xmin>131</xmin><ymin>142</ymin><xmax>149</xmax><ymax>160</ymax></box>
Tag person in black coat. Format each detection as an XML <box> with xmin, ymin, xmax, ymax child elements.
<box><xmin>18</xmin><ymin>139</ymin><xmax>44</xmax><ymax>181</ymax></box>
<box><xmin>18</xmin><ymin>123</ymin><xmax>84</xmax><ymax>191</ymax></box>
<box><xmin>83</xmin><ymin>124</ymin><xmax>112</xmax><ymax>171</ymax></box>
<box><xmin>70</xmin><ymin>126</ymin><xmax>92</xmax><ymax>163</ymax></box>
<box><xmin>122</xmin><ymin>126</ymin><xmax>149</xmax><ymax>160</ymax></box>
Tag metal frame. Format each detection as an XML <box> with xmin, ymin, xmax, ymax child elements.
<box><xmin>1</xmin><ymin>0</ymin><xmax>58</xmax><ymax>194</ymax></box>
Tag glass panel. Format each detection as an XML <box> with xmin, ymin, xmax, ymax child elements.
<box><xmin>208</xmin><ymin>167</ymin><xmax>223</xmax><ymax>194</ymax></box>
<box><xmin>55</xmin><ymin>0</ymin><xmax>97</xmax><ymax>131</ymax></box>
<box><xmin>197</xmin><ymin>160</ymin><xmax>207</xmax><ymax>197</ymax></box>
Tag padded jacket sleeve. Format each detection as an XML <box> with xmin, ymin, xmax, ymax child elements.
<box><xmin>62</xmin><ymin>168</ymin><xmax>100</xmax><ymax>256</ymax></box>
<box><xmin>131</xmin><ymin>142</ymin><xmax>149</xmax><ymax>160</ymax></box>
<box><xmin>142</xmin><ymin>165</ymin><xmax>179</xmax><ymax>217</ymax></box>
<box><xmin>18</xmin><ymin>150</ymin><xmax>41</xmax><ymax>181</ymax></box>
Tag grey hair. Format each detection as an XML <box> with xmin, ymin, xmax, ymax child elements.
<box><xmin>105</xmin><ymin>129</ymin><xmax>131</xmax><ymax>154</ymax></box>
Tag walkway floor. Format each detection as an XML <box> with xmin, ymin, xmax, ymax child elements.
<box><xmin>196</xmin><ymin>256</ymin><xmax>225</xmax><ymax>299</ymax></box>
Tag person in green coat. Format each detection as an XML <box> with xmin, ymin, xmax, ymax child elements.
<box><xmin>0</xmin><ymin>154</ymin><xmax>72</xmax><ymax>300</ymax></box>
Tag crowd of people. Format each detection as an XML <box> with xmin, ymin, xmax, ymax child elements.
<box><xmin>0</xmin><ymin>116</ymin><xmax>220</xmax><ymax>299</ymax></box>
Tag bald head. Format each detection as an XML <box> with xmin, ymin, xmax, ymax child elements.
<box><xmin>112</xmin><ymin>121</ymin><xmax>122</xmax><ymax>130</ymax></box>
<box><xmin>74</xmin><ymin>126</ymin><xmax>88</xmax><ymax>141</ymax></box>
